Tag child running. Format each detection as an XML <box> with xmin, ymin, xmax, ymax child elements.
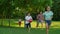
<box><xmin>36</xmin><ymin>11</ymin><xmax>44</xmax><ymax>29</ymax></box>
<box><xmin>25</xmin><ymin>12</ymin><xmax>33</xmax><ymax>32</ymax></box>
<box><xmin>43</xmin><ymin>6</ymin><xmax>53</xmax><ymax>34</ymax></box>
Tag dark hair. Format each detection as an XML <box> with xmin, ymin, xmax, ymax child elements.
<box><xmin>37</xmin><ymin>11</ymin><xmax>42</xmax><ymax>14</ymax></box>
<box><xmin>45</xmin><ymin>6</ymin><xmax>50</xmax><ymax>11</ymax></box>
<box><xmin>45</xmin><ymin>7</ymin><xmax>47</xmax><ymax>11</ymax></box>
<box><xmin>26</xmin><ymin>12</ymin><xmax>30</xmax><ymax>15</ymax></box>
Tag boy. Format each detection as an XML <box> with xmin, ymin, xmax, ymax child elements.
<box><xmin>25</xmin><ymin>13</ymin><xmax>33</xmax><ymax>32</ymax></box>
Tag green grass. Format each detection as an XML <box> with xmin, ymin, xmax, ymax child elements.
<box><xmin>0</xmin><ymin>26</ymin><xmax>60</xmax><ymax>34</ymax></box>
<box><xmin>0</xmin><ymin>19</ymin><xmax>60</xmax><ymax>34</ymax></box>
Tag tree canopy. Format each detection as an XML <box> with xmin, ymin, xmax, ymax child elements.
<box><xmin>0</xmin><ymin>0</ymin><xmax>60</xmax><ymax>21</ymax></box>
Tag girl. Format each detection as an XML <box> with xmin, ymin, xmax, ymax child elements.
<box><xmin>36</xmin><ymin>11</ymin><xmax>44</xmax><ymax>29</ymax></box>
<box><xmin>43</xmin><ymin>6</ymin><xmax>53</xmax><ymax>34</ymax></box>
<box><xmin>25</xmin><ymin>13</ymin><xmax>33</xmax><ymax>32</ymax></box>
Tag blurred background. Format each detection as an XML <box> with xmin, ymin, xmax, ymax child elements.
<box><xmin>0</xmin><ymin>0</ymin><xmax>60</xmax><ymax>20</ymax></box>
<box><xmin>0</xmin><ymin>0</ymin><xmax>60</xmax><ymax>27</ymax></box>
<box><xmin>0</xmin><ymin>0</ymin><xmax>60</xmax><ymax>34</ymax></box>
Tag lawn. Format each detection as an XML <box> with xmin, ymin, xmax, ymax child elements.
<box><xmin>0</xmin><ymin>26</ymin><xmax>60</xmax><ymax>34</ymax></box>
<box><xmin>0</xmin><ymin>19</ymin><xmax>60</xmax><ymax>34</ymax></box>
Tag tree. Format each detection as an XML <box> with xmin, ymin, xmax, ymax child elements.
<box><xmin>52</xmin><ymin>0</ymin><xmax>60</xmax><ymax>21</ymax></box>
<box><xmin>0</xmin><ymin>0</ymin><xmax>53</xmax><ymax>26</ymax></box>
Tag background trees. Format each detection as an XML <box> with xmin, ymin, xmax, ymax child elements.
<box><xmin>52</xmin><ymin>0</ymin><xmax>60</xmax><ymax>21</ymax></box>
<box><xmin>0</xmin><ymin>0</ymin><xmax>60</xmax><ymax>21</ymax></box>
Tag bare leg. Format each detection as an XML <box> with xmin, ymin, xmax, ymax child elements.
<box><xmin>36</xmin><ymin>21</ymin><xmax>39</xmax><ymax>28</ymax></box>
<box><xmin>41</xmin><ymin>23</ymin><xmax>43</xmax><ymax>30</ymax></box>
<box><xmin>46</xmin><ymin>23</ymin><xmax>49</xmax><ymax>34</ymax></box>
<box><xmin>28</xmin><ymin>27</ymin><xmax>31</xmax><ymax>32</ymax></box>
<box><xmin>36</xmin><ymin>23</ymin><xmax>39</xmax><ymax>27</ymax></box>
<box><xmin>28</xmin><ymin>23</ymin><xmax>31</xmax><ymax>32</ymax></box>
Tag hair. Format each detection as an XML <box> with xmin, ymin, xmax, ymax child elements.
<box><xmin>37</xmin><ymin>11</ymin><xmax>42</xmax><ymax>15</ymax></box>
<box><xmin>26</xmin><ymin>12</ymin><xmax>30</xmax><ymax>15</ymax></box>
<box><xmin>45</xmin><ymin>6</ymin><xmax>50</xmax><ymax>11</ymax></box>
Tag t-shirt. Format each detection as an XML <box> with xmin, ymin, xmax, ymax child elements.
<box><xmin>43</xmin><ymin>11</ymin><xmax>53</xmax><ymax>20</ymax></box>
<box><xmin>37</xmin><ymin>14</ymin><xmax>43</xmax><ymax>20</ymax></box>
<box><xmin>25</xmin><ymin>16</ymin><xmax>32</xmax><ymax>24</ymax></box>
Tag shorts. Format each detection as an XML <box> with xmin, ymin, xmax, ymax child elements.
<box><xmin>37</xmin><ymin>20</ymin><xmax>43</xmax><ymax>23</ymax></box>
<box><xmin>45</xmin><ymin>20</ymin><xmax>51</xmax><ymax>26</ymax></box>
<box><xmin>36</xmin><ymin>20</ymin><xmax>43</xmax><ymax>27</ymax></box>
<box><xmin>25</xmin><ymin>23</ymin><xmax>31</xmax><ymax>28</ymax></box>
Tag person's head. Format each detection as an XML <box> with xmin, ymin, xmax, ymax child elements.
<box><xmin>45</xmin><ymin>6</ymin><xmax>51</xmax><ymax>11</ymax></box>
<box><xmin>27</xmin><ymin>12</ymin><xmax>30</xmax><ymax>16</ymax></box>
<box><xmin>39</xmin><ymin>11</ymin><xmax>42</xmax><ymax>14</ymax></box>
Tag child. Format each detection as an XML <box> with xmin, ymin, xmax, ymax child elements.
<box><xmin>25</xmin><ymin>13</ymin><xmax>33</xmax><ymax>32</ymax></box>
<box><xmin>43</xmin><ymin>6</ymin><xmax>53</xmax><ymax>34</ymax></box>
<box><xmin>18</xmin><ymin>19</ymin><xmax>21</xmax><ymax>27</ymax></box>
<box><xmin>36</xmin><ymin>12</ymin><xmax>44</xmax><ymax>29</ymax></box>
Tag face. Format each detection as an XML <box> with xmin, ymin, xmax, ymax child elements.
<box><xmin>28</xmin><ymin>13</ymin><xmax>30</xmax><ymax>16</ymax></box>
<box><xmin>46</xmin><ymin>6</ymin><xmax>50</xmax><ymax>11</ymax></box>
<box><xmin>40</xmin><ymin>12</ymin><xmax>42</xmax><ymax>14</ymax></box>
